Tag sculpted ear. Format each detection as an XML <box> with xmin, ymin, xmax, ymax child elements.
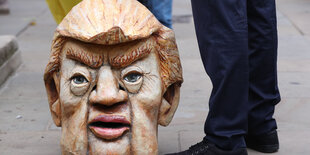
<box><xmin>44</xmin><ymin>72</ymin><xmax>61</xmax><ymax>127</ymax></box>
<box><xmin>158</xmin><ymin>83</ymin><xmax>181</xmax><ymax>126</ymax></box>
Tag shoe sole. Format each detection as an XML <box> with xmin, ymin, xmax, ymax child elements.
<box><xmin>247</xmin><ymin>144</ymin><xmax>279</xmax><ymax>153</ymax></box>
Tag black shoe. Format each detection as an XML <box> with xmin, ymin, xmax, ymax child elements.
<box><xmin>245</xmin><ymin>130</ymin><xmax>279</xmax><ymax>153</ymax></box>
<box><xmin>166</xmin><ymin>138</ymin><xmax>248</xmax><ymax>155</ymax></box>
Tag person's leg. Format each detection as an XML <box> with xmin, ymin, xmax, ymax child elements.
<box><xmin>247</xmin><ymin>0</ymin><xmax>280</xmax><ymax>136</ymax></box>
<box><xmin>138</xmin><ymin>0</ymin><xmax>173</xmax><ymax>28</ymax></box>
<box><xmin>191</xmin><ymin>0</ymin><xmax>248</xmax><ymax>151</ymax></box>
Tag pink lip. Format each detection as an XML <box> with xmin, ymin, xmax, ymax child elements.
<box><xmin>89</xmin><ymin>115</ymin><xmax>130</xmax><ymax>140</ymax></box>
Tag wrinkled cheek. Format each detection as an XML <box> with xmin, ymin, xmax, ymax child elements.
<box><xmin>130</xmin><ymin>96</ymin><xmax>161</xmax><ymax>154</ymax></box>
<box><xmin>60</xmin><ymin>97</ymin><xmax>89</xmax><ymax>155</ymax></box>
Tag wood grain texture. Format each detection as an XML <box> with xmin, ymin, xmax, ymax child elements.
<box><xmin>43</xmin><ymin>0</ymin><xmax>183</xmax><ymax>154</ymax></box>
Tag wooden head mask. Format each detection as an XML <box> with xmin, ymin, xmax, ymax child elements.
<box><xmin>44</xmin><ymin>0</ymin><xmax>183</xmax><ymax>154</ymax></box>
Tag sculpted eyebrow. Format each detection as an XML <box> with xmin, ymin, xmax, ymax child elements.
<box><xmin>109</xmin><ymin>41</ymin><xmax>154</xmax><ymax>68</ymax></box>
<box><xmin>66</xmin><ymin>47</ymin><xmax>104</xmax><ymax>68</ymax></box>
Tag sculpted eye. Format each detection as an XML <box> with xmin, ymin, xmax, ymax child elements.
<box><xmin>72</xmin><ymin>75</ymin><xmax>88</xmax><ymax>84</ymax></box>
<box><xmin>121</xmin><ymin>70</ymin><xmax>143</xmax><ymax>93</ymax></box>
<box><xmin>70</xmin><ymin>74</ymin><xmax>90</xmax><ymax>96</ymax></box>
<box><xmin>123</xmin><ymin>72</ymin><xmax>142</xmax><ymax>83</ymax></box>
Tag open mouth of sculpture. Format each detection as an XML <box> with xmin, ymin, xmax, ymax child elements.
<box><xmin>89</xmin><ymin>115</ymin><xmax>130</xmax><ymax>140</ymax></box>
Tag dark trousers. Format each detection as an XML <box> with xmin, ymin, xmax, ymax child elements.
<box><xmin>191</xmin><ymin>0</ymin><xmax>281</xmax><ymax>150</ymax></box>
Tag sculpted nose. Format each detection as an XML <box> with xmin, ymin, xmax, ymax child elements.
<box><xmin>89</xmin><ymin>66</ymin><xmax>128</xmax><ymax>106</ymax></box>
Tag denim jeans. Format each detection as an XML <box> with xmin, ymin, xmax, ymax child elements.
<box><xmin>138</xmin><ymin>0</ymin><xmax>173</xmax><ymax>29</ymax></box>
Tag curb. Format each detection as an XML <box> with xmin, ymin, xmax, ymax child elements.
<box><xmin>0</xmin><ymin>35</ymin><xmax>22</xmax><ymax>86</ymax></box>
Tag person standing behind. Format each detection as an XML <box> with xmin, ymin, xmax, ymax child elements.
<box><xmin>46</xmin><ymin>0</ymin><xmax>173</xmax><ymax>29</ymax></box>
<box><xmin>138</xmin><ymin>0</ymin><xmax>173</xmax><ymax>29</ymax></box>
<box><xmin>169</xmin><ymin>0</ymin><xmax>280</xmax><ymax>155</ymax></box>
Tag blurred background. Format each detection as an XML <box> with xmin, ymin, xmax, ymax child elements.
<box><xmin>0</xmin><ymin>0</ymin><xmax>310</xmax><ymax>154</ymax></box>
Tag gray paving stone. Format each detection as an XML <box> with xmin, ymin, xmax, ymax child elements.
<box><xmin>172</xmin><ymin>0</ymin><xmax>192</xmax><ymax>16</ymax></box>
<box><xmin>275</xmin><ymin>98</ymin><xmax>310</xmax><ymax>125</ymax></box>
<box><xmin>158</xmin><ymin>130</ymin><xmax>180</xmax><ymax>154</ymax></box>
<box><xmin>278</xmin><ymin>59</ymin><xmax>310</xmax><ymax>72</ymax></box>
<box><xmin>278</xmin><ymin>35</ymin><xmax>310</xmax><ymax>59</ymax></box>
<box><xmin>277</xmin><ymin>0</ymin><xmax>310</xmax><ymax>36</ymax></box>
<box><xmin>0</xmin><ymin>0</ymin><xmax>48</xmax><ymax>36</ymax></box>
<box><xmin>0</xmin><ymin>98</ymin><xmax>50</xmax><ymax>132</ymax></box>
<box><xmin>277</xmin><ymin>11</ymin><xmax>301</xmax><ymax>36</ymax></box>
<box><xmin>0</xmin><ymin>131</ymin><xmax>61</xmax><ymax>155</ymax></box>
<box><xmin>179</xmin><ymin>129</ymin><xmax>205</xmax><ymax>151</ymax></box>
<box><xmin>0</xmin><ymin>71</ymin><xmax>47</xmax><ymax>100</ymax></box>
<box><xmin>278</xmin><ymin>72</ymin><xmax>310</xmax><ymax>98</ymax></box>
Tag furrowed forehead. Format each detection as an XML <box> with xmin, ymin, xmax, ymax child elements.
<box><xmin>62</xmin><ymin>37</ymin><xmax>156</xmax><ymax>69</ymax></box>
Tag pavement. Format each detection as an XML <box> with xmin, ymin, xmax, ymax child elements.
<box><xmin>0</xmin><ymin>0</ymin><xmax>310</xmax><ymax>154</ymax></box>
<box><xmin>0</xmin><ymin>35</ymin><xmax>21</xmax><ymax>86</ymax></box>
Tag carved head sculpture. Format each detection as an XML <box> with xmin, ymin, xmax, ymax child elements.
<box><xmin>43</xmin><ymin>0</ymin><xmax>183</xmax><ymax>154</ymax></box>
